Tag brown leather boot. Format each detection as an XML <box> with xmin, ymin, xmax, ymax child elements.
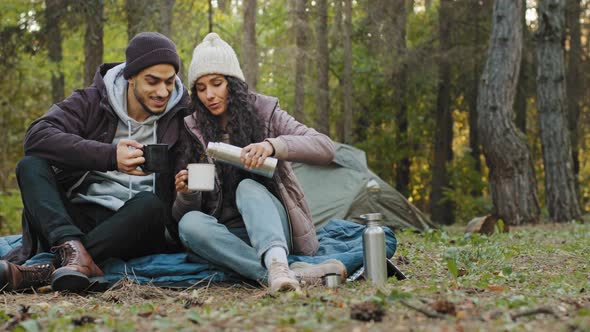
<box><xmin>51</xmin><ymin>240</ymin><xmax>104</xmax><ymax>292</ymax></box>
<box><xmin>0</xmin><ymin>260</ymin><xmax>54</xmax><ymax>291</ymax></box>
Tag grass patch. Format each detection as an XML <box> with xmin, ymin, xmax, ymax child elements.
<box><xmin>0</xmin><ymin>190</ymin><xmax>22</xmax><ymax>236</ymax></box>
<box><xmin>0</xmin><ymin>221</ymin><xmax>588</xmax><ymax>330</ymax></box>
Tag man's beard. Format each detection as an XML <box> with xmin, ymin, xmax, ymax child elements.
<box><xmin>134</xmin><ymin>86</ymin><xmax>167</xmax><ymax>117</ymax></box>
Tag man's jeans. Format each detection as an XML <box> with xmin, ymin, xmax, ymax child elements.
<box><xmin>178</xmin><ymin>179</ymin><xmax>291</xmax><ymax>282</ymax></box>
<box><xmin>16</xmin><ymin>155</ymin><xmax>169</xmax><ymax>263</ymax></box>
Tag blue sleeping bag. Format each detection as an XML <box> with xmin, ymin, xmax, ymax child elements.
<box><xmin>0</xmin><ymin>219</ymin><xmax>396</xmax><ymax>288</ymax></box>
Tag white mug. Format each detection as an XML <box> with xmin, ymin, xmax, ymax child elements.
<box><xmin>187</xmin><ymin>163</ymin><xmax>215</xmax><ymax>191</ymax></box>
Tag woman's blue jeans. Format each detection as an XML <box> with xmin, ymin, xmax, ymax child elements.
<box><xmin>178</xmin><ymin>179</ymin><xmax>291</xmax><ymax>282</ymax></box>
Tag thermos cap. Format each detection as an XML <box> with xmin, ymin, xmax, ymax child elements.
<box><xmin>360</xmin><ymin>213</ymin><xmax>383</xmax><ymax>221</ymax></box>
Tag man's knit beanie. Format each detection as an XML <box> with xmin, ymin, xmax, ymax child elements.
<box><xmin>123</xmin><ymin>32</ymin><xmax>180</xmax><ymax>79</ymax></box>
<box><xmin>188</xmin><ymin>32</ymin><xmax>245</xmax><ymax>89</ymax></box>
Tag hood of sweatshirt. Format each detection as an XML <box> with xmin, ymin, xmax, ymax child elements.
<box><xmin>70</xmin><ymin>63</ymin><xmax>184</xmax><ymax>210</ymax></box>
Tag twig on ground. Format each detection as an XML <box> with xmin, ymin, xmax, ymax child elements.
<box><xmin>204</xmin><ymin>274</ymin><xmax>215</xmax><ymax>290</ymax></box>
<box><xmin>511</xmin><ymin>307</ymin><xmax>560</xmax><ymax>321</ymax></box>
<box><xmin>400</xmin><ymin>300</ymin><xmax>446</xmax><ymax>319</ymax></box>
<box><xmin>183</xmin><ymin>277</ymin><xmax>212</xmax><ymax>292</ymax></box>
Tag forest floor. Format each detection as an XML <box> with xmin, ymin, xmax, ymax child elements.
<box><xmin>1</xmin><ymin>221</ymin><xmax>589</xmax><ymax>331</ymax></box>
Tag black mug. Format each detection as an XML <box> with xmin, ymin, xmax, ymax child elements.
<box><xmin>141</xmin><ymin>144</ymin><xmax>169</xmax><ymax>173</ymax></box>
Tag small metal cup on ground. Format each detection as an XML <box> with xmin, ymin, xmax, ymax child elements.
<box><xmin>324</xmin><ymin>273</ymin><xmax>341</xmax><ymax>288</ymax></box>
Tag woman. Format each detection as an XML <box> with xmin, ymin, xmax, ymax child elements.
<box><xmin>172</xmin><ymin>33</ymin><xmax>346</xmax><ymax>293</ymax></box>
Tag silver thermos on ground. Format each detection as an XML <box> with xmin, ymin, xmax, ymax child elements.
<box><xmin>361</xmin><ymin>213</ymin><xmax>387</xmax><ymax>285</ymax></box>
<box><xmin>206</xmin><ymin>142</ymin><xmax>278</xmax><ymax>178</ymax></box>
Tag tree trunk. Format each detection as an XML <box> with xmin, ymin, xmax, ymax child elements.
<box><xmin>126</xmin><ymin>0</ymin><xmax>158</xmax><ymax>39</ymax></box>
<box><xmin>159</xmin><ymin>0</ymin><xmax>183</xmax><ymax>81</ymax></box>
<box><xmin>391</xmin><ymin>0</ymin><xmax>410</xmax><ymax>197</ymax></box>
<box><xmin>335</xmin><ymin>0</ymin><xmax>342</xmax><ymax>34</ymax></box>
<box><xmin>357</xmin><ymin>0</ymin><xmax>386</xmax><ymax>142</ymax></box>
<box><xmin>242</xmin><ymin>0</ymin><xmax>258</xmax><ymax>91</ymax></box>
<box><xmin>46</xmin><ymin>0</ymin><xmax>64</xmax><ymax>103</ymax></box>
<box><xmin>84</xmin><ymin>0</ymin><xmax>104</xmax><ymax>86</ymax></box>
<box><xmin>514</xmin><ymin>2</ymin><xmax>529</xmax><ymax>134</ymax></box>
<box><xmin>367</xmin><ymin>0</ymin><xmax>386</xmax><ymax>53</ymax></box>
<box><xmin>342</xmin><ymin>0</ymin><xmax>353</xmax><ymax>143</ymax></box>
<box><xmin>565</xmin><ymin>0</ymin><xmax>582</xmax><ymax>198</ymax></box>
<box><xmin>430</xmin><ymin>0</ymin><xmax>454</xmax><ymax>225</ymax></box>
<box><xmin>514</xmin><ymin>61</ymin><xmax>528</xmax><ymax>133</ymax></box>
<box><xmin>293</xmin><ymin>0</ymin><xmax>307</xmax><ymax>123</ymax></box>
<box><xmin>477</xmin><ymin>0</ymin><xmax>540</xmax><ymax>225</ymax></box>
<box><xmin>467</xmin><ymin>0</ymin><xmax>490</xmax><ymax>186</ymax></box>
<box><xmin>159</xmin><ymin>0</ymin><xmax>175</xmax><ymax>37</ymax></box>
<box><xmin>316</xmin><ymin>0</ymin><xmax>330</xmax><ymax>134</ymax></box>
<box><xmin>468</xmin><ymin>68</ymin><xmax>481</xmax><ymax>175</ymax></box>
<box><xmin>334</xmin><ymin>0</ymin><xmax>344</xmax><ymax>142</ymax></box>
<box><xmin>218</xmin><ymin>0</ymin><xmax>229</xmax><ymax>12</ymax></box>
<box><xmin>425</xmin><ymin>0</ymin><xmax>432</xmax><ymax>9</ymax></box>
<box><xmin>536</xmin><ymin>0</ymin><xmax>582</xmax><ymax>222</ymax></box>
<box><xmin>208</xmin><ymin>0</ymin><xmax>213</xmax><ymax>32</ymax></box>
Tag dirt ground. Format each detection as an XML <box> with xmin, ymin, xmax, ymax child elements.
<box><xmin>1</xmin><ymin>222</ymin><xmax>589</xmax><ymax>331</ymax></box>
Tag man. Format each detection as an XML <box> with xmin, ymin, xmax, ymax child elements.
<box><xmin>0</xmin><ymin>32</ymin><xmax>190</xmax><ymax>292</ymax></box>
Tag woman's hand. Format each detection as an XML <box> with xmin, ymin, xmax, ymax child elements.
<box><xmin>175</xmin><ymin>169</ymin><xmax>192</xmax><ymax>193</ymax></box>
<box><xmin>241</xmin><ymin>141</ymin><xmax>274</xmax><ymax>169</ymax></box>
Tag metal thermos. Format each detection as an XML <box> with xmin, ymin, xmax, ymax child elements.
<box><xmin>206</xmin><ymin>142</ymin><xmax>278</xmax><ymax>178</ymax></box>
<box><xmin>361</xmin><ymin>213</ymin><xmax>387</xmax><ymax>285</ymax></box>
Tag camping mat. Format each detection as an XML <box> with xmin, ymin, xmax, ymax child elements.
<box><xmin>0</xmin><ymin>219</ymin><xmax>397</xmax><ymax>288</ymax></box>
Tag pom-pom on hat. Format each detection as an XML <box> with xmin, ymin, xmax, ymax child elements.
<box><xmin>123</xmin><ymin>32</ymin><xmax>180</xmax><ymax>79</ymax></box>
<box><xmin>188</xmin><ymin>32</ymin><xmax>245</xmax><ymax>89</ymax></box>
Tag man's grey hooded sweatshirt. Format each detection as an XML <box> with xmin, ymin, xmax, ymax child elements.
<box><xmin>72</xmin><ymin>63</ymin><xmax>184</xmax><ymax>210</ymax></box>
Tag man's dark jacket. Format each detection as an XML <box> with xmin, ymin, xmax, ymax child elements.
<box><xmin>4</xmin><ymin>63</ymin><xmax>191</xmax><ymax>264</ymax></box>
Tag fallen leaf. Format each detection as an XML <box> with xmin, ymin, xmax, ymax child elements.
<box><xmin>456</xmin><ymin>310</ymin><xmax>468</xmax><ymax>319</ymax></box>
<box><xmin>330</xmin><ymin>300</ymin><xmax>347</xmax><ymax>308</ymax></box>
<box><xmin>430</xmin><ymin>299</ymin><xmax>456</xmax><ymax>316</ymax></box>
<box><xmin>463</xmin><ymin>287</ymin><xmax>484</xmax><ymax>294</ymax></box>
<box><xmin>350</xmin><ymin>301</ymin><xmax>385</xmax><ymax>322</ymax></box>
<box><xmin>72</xmin><ymin>316</ymin><xmax>95</xmax><ymax>326</ymax></box>
<box><xmin>396</xmin><ymin>256</ymin><xmax>410</xmax><ymax>265</ymax></box>
<box><xmin>138</xmin><ymin>311</ymin><xmax>153</xmax><ymax>318</ymax></box>
<box><xmin>487</xmin><ymin>284</ymin><xmax>505</xmax><ymax>292</ymax></box>
<box><xmin>458</xmin><ymin>268</ymin><xmax>468</xmax><ymax>277</ymax></box>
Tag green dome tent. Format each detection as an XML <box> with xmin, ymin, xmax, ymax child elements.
<box><xmin>292</xmin><ymin>143</ymin><xmax>436</xmax><ymax>232</ymax></box>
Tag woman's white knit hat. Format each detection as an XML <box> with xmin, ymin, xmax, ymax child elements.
<box><xmin>188</xmin><ymin>32</ymin><xmax>246</xmax><ymax>89</ymax></box>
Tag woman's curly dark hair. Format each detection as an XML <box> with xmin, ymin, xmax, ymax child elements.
<box><xmin>194</xmin><ymin>76</ymin><xmax>265</xmax><ymax>148</ymax></box>
<box><xmin>176</xmin><ymin>76</ymin><xmax>271</xmax><ymax>205</ymax></box>
<box><xmin>177</xmin><ymin>76</ymin><xmax>267</xmax><ymax>167</ymax></box>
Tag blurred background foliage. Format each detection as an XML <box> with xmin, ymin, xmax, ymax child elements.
<box><xmin>0</xmin><ymin>0</ymin><xmax>589</xmax><ymax>235</ymax></box>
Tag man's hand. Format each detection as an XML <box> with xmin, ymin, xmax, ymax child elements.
<box><xmin>241</xmin><ymin>141</ymin><xmax>274</xmax><ymax>169</ymax></box>
<box><xmin>116</xmin><ymin>139</ymin><xmax>147</xmax><ymax>175</ymax></box>
<box><xmin>175</xmin><ymin>169</ymin><xmax>193</xmax><ymax>193</ymax></box>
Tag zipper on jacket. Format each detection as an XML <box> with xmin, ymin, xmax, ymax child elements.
<box><xmin>264</xmin><ymin>102</ymin><xmax>295</xmax><ymax>251</ymax></box>
<box><xmin>271</xmin><ymin>164</ymin><xmax>295</xmax><ymax>251</ymax></box>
